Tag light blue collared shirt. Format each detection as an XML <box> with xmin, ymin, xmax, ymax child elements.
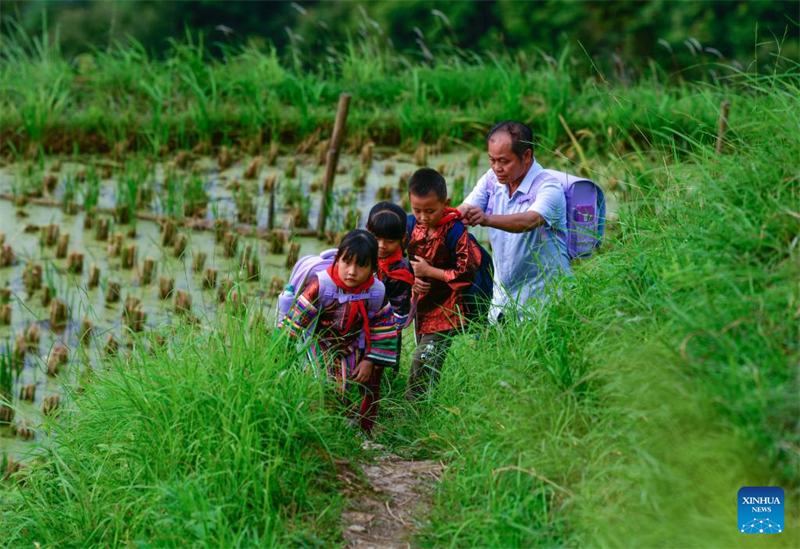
<box><xmin>465</xmin><ymin>160</ymin><xmax>572</xmax><ymax>320</ymax></box>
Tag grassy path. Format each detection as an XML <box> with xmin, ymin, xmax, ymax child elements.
<box><xmin>340</xmin><ymin>441</ymin><xmax>443</xmax><ymax>549</ymax></box>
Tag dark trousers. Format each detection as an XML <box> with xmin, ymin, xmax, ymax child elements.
<box><xmin>405</xmin><ymin>331</ymin><xmax>454</xmax><ymax>400</ymax></box>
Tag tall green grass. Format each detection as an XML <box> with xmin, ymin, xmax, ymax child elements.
<box><xmin>375</xmin><ymin>68</ymin><xmax>798</xmax><ymax>547</ymax></box>
<box><xmin>0</xmin><ymin>313</ymin><xmax>359</xmax><ymax>548</ymax></box>
<box><xmin>1</xmin><ymin>21</ymin><xmax>741</xmax><ymax>154</ymax></box>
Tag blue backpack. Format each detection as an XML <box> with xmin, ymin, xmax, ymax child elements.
<box><xmin>407</xmin><ymin>216</ymin><xmax>494</xmax><ymax>325</ymax></box>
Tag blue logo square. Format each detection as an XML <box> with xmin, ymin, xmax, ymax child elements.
<box><xmin>738</xmin><ymin>486</ymin><xmax>784</xmax><ymax>534</ymax></box>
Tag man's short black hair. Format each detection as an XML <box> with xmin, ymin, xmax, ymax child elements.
<box><xmin>336</xmin><ymin>229</ymin><xmax>378</xmax><ymax>269</ymax></box>
<box><xmin>487</xmin><ymin>121</ymin><xmax>534</xmax><ymax>161</ymax></box>
<box><xmin>367</xmin><ymin>201</ymin><xmax>407</xmax><ymax>242</ymax></box>
<box><xmin>408</xmin><ymin>168</ymin><xmax>447</xmax><ymax>201</ymax></box>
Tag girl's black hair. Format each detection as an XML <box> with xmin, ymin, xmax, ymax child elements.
<box><xmin>366</xmin><ymin>201</ymin><xmax>407</xmax><ymax>241</ymax></box>
<box><xmin>336</xmin><ymin>229</ymin><xmax>379</xmax><ymax>269</ymax></box>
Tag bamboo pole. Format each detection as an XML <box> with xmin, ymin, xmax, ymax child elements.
<box><xmin>317</xmin><ymin>93</ymin><xmax>352</xmax><ymax>238</ymax></box>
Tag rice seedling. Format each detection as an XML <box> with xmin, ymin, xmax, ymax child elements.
<box><xmin>140</xmin><ymin>258</ymin><xmax>156</xmax><ymax>285</ymax></box>
<box><xmin>217</xmin><ymin>277</ymin><xmax>233</xmax><ymax>303</ymax></box>
<box><xmin>352</xmin><ymin>165</ymin><xmax>366</xmax><ymax>188</ymax></box>
<box><xmin>184</xmin><ymin>173</ymin><xmax>208</xmax><ymax>217</ymax></box>
<box><xmin>223</xmin><ymin>232</ymin><xmax>239</xmax><ymax>258</ymax></box>
<box><xmin>40</xmin><ymin>286</ymin><xmax>52</xmax><ymax>307</ymax></box>
<box><xmin>25</xmin><ymin>323</ymin><xmax>40</xmax><ymax>345</ymax></box>
<box><xmin>285</xmin><ymin>241</ymin><xmax>300</xmax><ymax>269</ymax></box>
<box><xmin>41</xmin><ymin>393</ymin><xmax>60</xmax><ymax>416</ymax></box>
<box><xmin>174</xmin><ymin>290</ymin><xmax>192</xmax><ymax>315</ymax></box>
<box><xmin>23</xmin><ymin>262</ymin><xmax>43</xmax><ymax>292</ymax></box>
<box><xmin>46</xmin><ymin>342</ymin><xmax>68</xmax><ymax>376</ymax></box>
<box><xmin>266</xmin><ymin>141</ymin><xmax>279</xmax><ymax>166</ymax></box>
<box><xmin>172</xmin><ymin>234</ymin><xmax>188</xmax><ymax>258</ymax></box>
<box><xmin>94</xmin><ymin>217</ymin><xmax>110</xmax><ymax>241</ymax></box>
<box><xmin>120</xmin><ymin>243</ymin><xmax>137</xmax><ymax>269</ymax></box>
<box><xmin>41</xmin><ymin>223</ymin><xmax>59</xmax><ymax>247</ymax></box>
<box><xmin>243</xmin><ymin>155</ymin><xmax>263</xmax><ymax>179</ymax></box>
<box><xmin>48</xmin><ymin>298</ymin><xmax>68</xmax><ymax>329</ymax></box>
<box><xmin>413</xmin><ymin>143</ymin><xmax>428</xmax><ymax>166</ymax></box>
<box><xmin>203</xmin><ymin>268</ymin><xmax>218</xmax><ymax>290</ymax></box>
<box><xmin>0</xmin><ymin>305</ymin><xmax>12</xmax><ymax>327</ymax></box>
<box><xmin>55</xmin><ymin>232</ymin><xmax>69</xmax><ymax>258</ymax></box>
<box><xmin>236</xmin><ymin>189</ymin><xmax>257</xmax><ymax>224</ymax></box>
<box><xmin>12</xmin><ymin>419</ymin><xmax>34</xmax><ymax>440</ymax></box>
<box><xmin>218</xmin><ymin>146</ymin><xmax>233</xmax><ymax>170</ymax></box>
<box><xmin>376</xmin><ymin>185</ymin><xmax>393</xmax><ymax>200</ymax></box>
<box><xmin>66</xmin><ymin>251</ymin><xmax>83</xmax><ymax>273</ymax></box>
<box><xmin>267</xmin><ymin>275</ymin><xmax>285</xmax><ymax>296</ymax></box>
<box><xmin>79</xmin><ymin>317</ymin><xmax>93</xmax><ymax>344</ymax></box>
<box><xmin>0</xmin><ymin>245</ymin><xmax>14</xmax><ymax>268</ymax></box>
<box><xmin>360</xmin><ymin>141</ymin><xmax>374</xmax><ymax>169</ymax></box>
<box><xmin>104</xmin><ymin>334</ymin><xmax>118</xmax><ymax>356</ymax></box>
<box><xmin>105</xmin><ymin>281</ymin><xmax>121</xmax><ymax>303</ymax></box>
<box><xmin>268</xmin><ymin>230</ymin><xmax>286</xmax><ymax>254</ymax></box>
<box><xmin>192</xmin><ymin>252</ymin><xmax>206</xmax><ymax>273</ymax></box>
<box><xmin>158</xmin><ymin>276</ymin><xmax>174</xmax><ymax>300</ymax></box>
<box><xmin>18</xmin><ymin>384</ymin><xmax>35</xmax><ymax>403</ymax></box>
<box><xmin>284</xmin><ymin>158</ymin><xmax>297</xmax><ymax>179</ymax></box>
<box><xmin>12</xmin><ymin>333</ymin><xmax>26</xmax><ymax>365</ymax></box>
<box><xmin>161</xmin><ymin>219</ymin><xmax>177</xmax><ymax>247</ymax></box>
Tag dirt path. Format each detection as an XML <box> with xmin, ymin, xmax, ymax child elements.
<box><xmin>339</xmin><ymin>442</ymin><xmax>444</xmax><ymax>549</ymax></box>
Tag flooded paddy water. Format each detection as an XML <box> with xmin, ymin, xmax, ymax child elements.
<box><xmin>0</xmin><ymin>145</ymin><xmax>505</xmax><ymax>460</ymax></box>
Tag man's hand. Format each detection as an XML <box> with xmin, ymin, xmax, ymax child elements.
<box><xmin>412</xmin><ymin>278</ymin><xmax>431</xmax><ymax>296</ymax></box>
<box><xmin>352</xmin><ymin>360</ymin><xmax>374</xmax><ymax>383</ymax></box>
<box><xmin>460</xmin><ymin>204</ymin><xmax>488</xmax><ymax>227</ymax></box>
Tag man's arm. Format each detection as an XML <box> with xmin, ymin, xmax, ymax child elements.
<box><xmin>462</xmin><ymin>209</ymin><xmax>546</xmax><ymax>233</ymax></box>
<box><xmin>484</xmin><ymin>210</ymin><xmax>546</xmax><ymax>233</ymax></box>
<box><xmin>468</xmin><ymin>180</ymin><xmax>563</xmax><ymax>233</ymax></box>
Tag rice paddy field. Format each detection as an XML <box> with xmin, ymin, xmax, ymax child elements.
<box><xmin>0</xmin><ymin>21</ymin><xmax>798</xmax><ymax>549</ymax></box>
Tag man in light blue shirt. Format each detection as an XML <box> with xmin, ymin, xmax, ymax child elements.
<box><xmin>457</xmin><ymin>121</ymin><xmax>571</xmax><ymax>321</ymax></box>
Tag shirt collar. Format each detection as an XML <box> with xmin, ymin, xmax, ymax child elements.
<box><xmin>500</xmin><ymin>159</ymin><xmax>543</xmax><ymax>200</ymax></box>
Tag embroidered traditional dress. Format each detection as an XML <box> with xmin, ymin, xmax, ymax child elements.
<box><xmin>283</xmin><ymin>268</ymin><xmax>398</xmax><ymax>432</ymax></box>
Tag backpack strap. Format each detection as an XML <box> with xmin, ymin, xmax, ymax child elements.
<box><xmin>316</xmin><ymin>270</ymin><xmax>384</xmax><ymax>316</ymax></box>
<box><xmin>443</xmin><ymin>219</ymin><xmax>465</xmax><ymax>267</ymax></box>
<box><xmin>405</xmin><ymin>214</ymin><xmax>417</xmax><ymax>249</ymax></box>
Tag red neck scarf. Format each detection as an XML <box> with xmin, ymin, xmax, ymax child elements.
<box><xmin>378</xmin><ymin>248</ymin><xmax>415</xmax><ymax>286</ymax></box>
<box><xmin>326</xmin><ymin>263</ymin><xmax>375</xmax><ymax>351</ymax></box>
<box><xmin>436</xmin><ymin>207</ymin><xmax>462</xmax><ymax>226</ymax></box>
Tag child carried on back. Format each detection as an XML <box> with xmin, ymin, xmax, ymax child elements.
<box><xmin>282</xmin><ymin>230</ymin><xmax>398</xmax><ymax>433</ymax></box>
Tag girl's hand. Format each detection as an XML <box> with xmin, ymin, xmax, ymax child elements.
<box><xmin>352</xmin><ymin>360</ymin><xmax>374</xmax><ymax>383</ymax></box>
<box><xmin>409</xmin><ymin>256</ymin><xmax>432</xmax><ymax>277</ymax></box>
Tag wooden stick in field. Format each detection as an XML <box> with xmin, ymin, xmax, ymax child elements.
<box><xmin>715</xmin><ymin>100</ymin><xmax>731</xmax><ymax>155</ymax></box>
<box><xmin>317</xmin><ymin>93</ymin><xmax>352</xmax><ymax>239</ymax></box>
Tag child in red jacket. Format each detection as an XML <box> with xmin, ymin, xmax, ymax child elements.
<box><xmin>405</xmin><ymin>168</ymin><xmax>479</xmax><ymax>400</ymax></box>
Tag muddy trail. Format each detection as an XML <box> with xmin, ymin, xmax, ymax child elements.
<box><xmin>340</xmin><ymin>442</ymin><xmax>444</xmax><ymax>549</ymax></box>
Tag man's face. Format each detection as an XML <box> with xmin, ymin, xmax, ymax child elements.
<box><xmin>488</xmin><ymin>132</ymin><xmax>532</xmax><ymax>186</ymax></box>
<box><xmin>409</xmin><ymin>191</ymin><xmax>449</xmax><ymax>229</ymax></box>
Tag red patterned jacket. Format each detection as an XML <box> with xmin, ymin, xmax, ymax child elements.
<box><xmin>407</xmin><ymin>219</ymin><xmax>478</xmax><ymax>334</ymax></box>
